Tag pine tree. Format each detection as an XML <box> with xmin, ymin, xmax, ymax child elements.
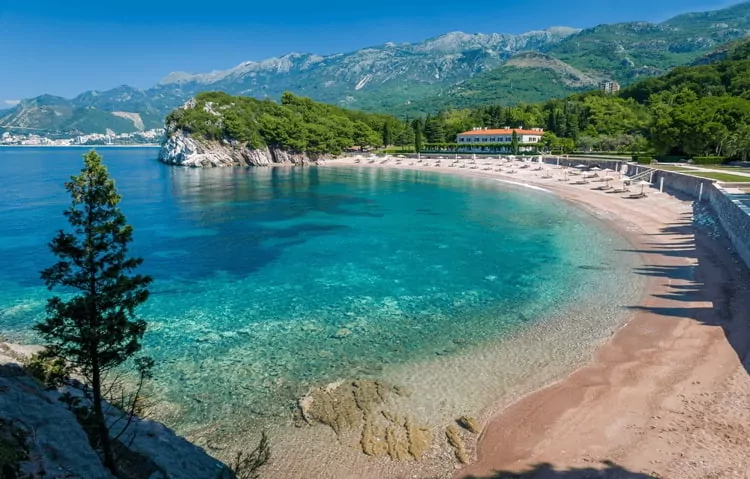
<box><xmin>36</xmin><ymin>151</ymin><xmax>153</xmax><ymax>472</ymax></box>
<box><xmin>424</xmin><ymin>115</ymin><xmax>446</xmax><ymax>143</ymax></box>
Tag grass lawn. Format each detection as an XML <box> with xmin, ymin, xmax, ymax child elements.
<box><xmin>654</xmin><ymin>165</ymin><xmax>693</xmax><ymax>172</ymax></box>
<box><xmin>685</xmin><ymin>172</ymin><xmax>750</xmax><ymax>182</ymax></box>
<box><xmin>693</xmin><ymin>164</ymin><xmax>750</xmax><ymax>174</ymax></box>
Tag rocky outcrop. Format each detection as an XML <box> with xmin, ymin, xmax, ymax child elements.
<box><xmin>0</xmin><ymin>344</ymin><xmax>232</xmax><ymax>479</ymax></box>
<box><xmin>158</xmin><ymin>133</ymin><xmax>329</xmax><ymax>167</ymax></box>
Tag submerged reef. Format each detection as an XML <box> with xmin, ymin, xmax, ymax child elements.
<box><xmin>298</xmin><ymin>379</ymin><xmax>433</xmax><ymax>461</ymax></box>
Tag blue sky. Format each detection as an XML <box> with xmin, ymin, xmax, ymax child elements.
<box><xmin>0</xmin><ymin>0</ymin><xmax>742</xmax><ymax>104</ymax></box>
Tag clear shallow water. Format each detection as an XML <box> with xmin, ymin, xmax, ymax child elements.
<box><xmin>0</xmin><ymin>148</ymin><xmax>642</xmax><ymax>456</ymax></box>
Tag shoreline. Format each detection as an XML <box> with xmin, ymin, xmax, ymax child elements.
<box><xmin>324</xmin><ymin>157</ymin><xmax>750</xmax><ymax>478</ymax></box>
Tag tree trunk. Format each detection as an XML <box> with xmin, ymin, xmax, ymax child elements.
<box><xmin>92</xmin><ymin>360</ymin><xmax>115</xmax><ymax>472</ymax></box>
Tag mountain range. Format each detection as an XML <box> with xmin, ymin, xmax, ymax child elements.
<box><xmin>3</xmin><ymin>1</ymin><xmax>750</xmax><ymax>137</ymax></box>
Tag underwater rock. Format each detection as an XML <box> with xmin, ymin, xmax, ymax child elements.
<box><xmin>446</xmin><ymin>425</ymin><xmax>470</xmax><ymax>464</ymax></box>
<box><xmin>385</xmin><ymin>424</ymin><xmax>410</xmax><ymax>461</ymax></box>
<box><xmin>353</xmin><ymin>379</ymin><xmax>389</xmax><ymax>414</ymax></box>
<box><xmin>457</xmin><ymin>415</ymin><xmax>480</xmax><ymax>434</ymax></box>
<box><xmin>381</xmin><ymin>410</ymin><xmax>404</xmax><ymax>426</ymax></box>
<box><xmin>299</xmin><ymin>379</ymin><xmax>431</xmax><ymax>462</ymax></box>
<box><xmin>361</xmin><ymin>414</ymin><xmax>388</xmax><ymax>457</ymax></box>
<box><xmin>406</xmin><ymin>416</ymin><xmax>432</xmax><ymax>460</ymax></box>
<box><xmin>392</xmin><ymin>385</ymin><xmax>411</xmax><ymax>397</ymax></box>
<box><xmin>332</xmin><ymin>328</ymin><xmax>352</xmax><ymax>339</ymax></box>
<box><xmin>298</xmin><ymin>379</ymin><xmax>388</xmax><ymax>435</ymax></box>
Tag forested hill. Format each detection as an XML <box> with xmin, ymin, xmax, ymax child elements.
<box><xmin>5</xmin><ymin>2</ymin><xmax>750</xmax><ymax>136</ymax></box>
<box><xmin>165</xmin><ymin>92</ymin><xmax>413</xmax><ymax>154</ymax></box>
<box><xmin>423</xmin><ymin>39</ymin><xmax>750</xmax><ymax>160</ymax></box>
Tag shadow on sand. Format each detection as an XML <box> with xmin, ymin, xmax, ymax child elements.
<box><xmin>464</xmin><ymin>461</ymin><xmax>658</xmax><ymax>478</ymax></box>
<box><xmin>620</xmin><ymin>205</ymin><xmax>750</xmax><ymax>374</ymax></box>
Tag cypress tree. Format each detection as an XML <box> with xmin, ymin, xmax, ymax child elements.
<box><xmin>511</xmin><ymin>130</ymin><xmax>519</xmax><ymax>155</ymax></box>
<box><xmin>35</xmin><ymin>150</ymin><xmax>153</xmax><ymax>472</ymax></box>
<box><xmin>382</xmin><ymin>122</ymin><xmax>392</xmax><ymax>147</ymax></box>
<box><xmin>413</xmin><ymin>118</ymin><xmax>424</xmax><ymax>152</ymax></box>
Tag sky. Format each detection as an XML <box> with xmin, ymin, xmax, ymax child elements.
<box><xmin>0</xmin><ymin>0</ymin><xmax>742</xmax><ymax>104</ymax></box>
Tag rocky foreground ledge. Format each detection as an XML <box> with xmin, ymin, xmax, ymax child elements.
<box><xmin>0</xmin><ymin>343</ymin><xmax>231</xmax><ymax>479</ymax></box>
<box><xmin>158</xmin><ymin>133</ymin><xmax>329</xmax><ymax>168</ymax></box>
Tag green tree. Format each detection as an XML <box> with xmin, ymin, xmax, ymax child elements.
<box><xmin>423</xmin><ymin>115</ymin><xmax>446</xmax><ymax>143</ymax></box>
<box><xmin>393</xmin><ymin>122</ymin><xmax>415</xmax><ymax>146</ymax></box>
<box><xmin>412</xmin><ymin>118</ymin><xmax>424</xmax><ymax>152</ymax></box>
<box><xmin>352</xmin><ymin>122</ymin><xmax>381</xmax><ymax>150</ymax></box>
<box><xmin>511</xmin><ymin>130</ymin><xmax>519</xmax><ymax>155</ymax></box>
<box><xmin>35</xmin><ymin>151</ymin><xmax>153</xmax><ymax>472</ymax></box>
<box><xmin>382</xmin><ymin>122</ymin><xmax>392</xmax><ymax>147</ymax></box>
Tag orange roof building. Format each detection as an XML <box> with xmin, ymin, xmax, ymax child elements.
<box><xmin>456</xmin><ymin>128</ymin><xmax>544</xmax><ymax>152</ymax></box>
<box><xmin>457</xmin><ymin>128</ymin><xmax>544</xmax><ymax>137</ymax></box>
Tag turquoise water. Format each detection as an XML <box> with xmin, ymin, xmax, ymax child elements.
<box><xmin>0</xmin><ymin>148</ymin><xmax>640</xmax><ymax>449</ymax></box>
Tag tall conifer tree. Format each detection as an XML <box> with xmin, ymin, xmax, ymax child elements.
<box><xmin>36</xmin><ymin>151</ymin><xmax>152</xmax><ymax>472</ymax></box>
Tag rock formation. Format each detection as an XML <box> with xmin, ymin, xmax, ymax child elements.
<box><xmin>298</xmin><ymin>379</ymin><xmax>433</xmax><ymax>462</ymax></box>
<box><xmin>158</xmin><ymin>133</ymin><xmax>329</xmax><ymax>168</ymax></box>
<box><xmin>0</xmin><ymin>343</ymin><xmax>232</xmax><ymax>479</ymax></box>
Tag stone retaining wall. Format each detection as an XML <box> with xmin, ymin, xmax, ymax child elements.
<box><xmin>617</xmin><ymin>164</ymin><xmax>750</xmax><ymax>268</ymax></box>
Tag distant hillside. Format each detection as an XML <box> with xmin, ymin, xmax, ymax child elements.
<box><xmin>0</xmin><ymin>90</ymin><xmax>165</xmax><ymax>137</ymax></box>
<box><xmin>402</xmin><ymin>52</ymin><xmax>602</xmax><ymax>113</ymax></box>
<box><xmin>3</xmin><ymin>1</ymin><xmax>750</xmax><ymax>135</ymax></box>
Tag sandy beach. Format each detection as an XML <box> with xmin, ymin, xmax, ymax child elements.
<box><xmin>325</xmin><ymin>156</ymin><xmax>750</xmax><ymax>479</ymax></box>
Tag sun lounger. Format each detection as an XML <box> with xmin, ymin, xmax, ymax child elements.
<box><xmin>628</xmin><ymin>192</ymin><xmax>647</xmax><ymax>199</ymax></box>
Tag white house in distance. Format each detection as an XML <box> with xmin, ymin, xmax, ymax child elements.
<box><xmin>456</xmin><ymin>127</ymin><xmax>544</xmax><ymax>152</ymax></box>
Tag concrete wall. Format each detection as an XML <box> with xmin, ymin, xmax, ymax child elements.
<box><xmin>626</xmin><ymin>165</ymin><xmax>750</xmax><ymax>269</ymax></box>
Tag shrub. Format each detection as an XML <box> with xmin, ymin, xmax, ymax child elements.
<box><xmin>635</xmin><ymin>156</ymin><xmax>654</xmax><ymax>164</ymax></box>
<box><xmin>230</xmin><ymin>431</ymin><xmax>270</xmax><ymax>479</ymax></box>
<box><xmin>655</xmin><ymin>155</ymin><xmax>687</xmax><ymax>163</ymax></box>
<box><xmin>23</xmin><ymin>352</ymin><xmax>71</xmax><ymax>388</ymax></box>
<box><xmin>692</xmin><ymin>156</ymin><xmax>727</xmax><ymax>165</ymax></box>
<box><xmin>0</xmin><ymin>420</ymin><xmax>28</xmax><ymax>479</ymax></box>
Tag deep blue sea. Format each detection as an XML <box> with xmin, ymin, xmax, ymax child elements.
<box><xmin>0</xmin><ymin>147</ymin><xmax>642</xmax><ymax>465</ymax></box>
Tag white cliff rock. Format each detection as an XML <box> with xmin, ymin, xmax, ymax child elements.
<box><xmin>0</xmin><ymin>363</ymin><xmax>115</xmax><ymax>479</ymax></box>
<box><xmin>0</xmin><ymin>344</ymin><xmax>232</xmax><ymax>479</ymax></box>
<box><xmin>159</xmin><ymin>133</ymin><xmax>330</xmax><ymax>168</ymax></box>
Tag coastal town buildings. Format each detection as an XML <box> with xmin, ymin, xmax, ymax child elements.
<box><xmin>0</xmin><ymin>129</ymin><xmax>165</xmax><ymax>146</ymax></box>
<box><xmin>456</xmin><ymin>127</ymin><xmax>544</xmax><ymax>152</ymax></box>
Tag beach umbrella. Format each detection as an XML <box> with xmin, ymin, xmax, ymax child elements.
<box><xmin>591</xmin><ymin>167</ymin><xmax>602</xmax><ymax>172</ymax></box>
<box><xmin>602</xmin><ymin>168</ymin><xmax>614</xmax><ymax>177</ymax></box>
<box><xmin>574</xmin><ymin>164</ymin><xmax>588</xmax><ymax>169</ymax></box>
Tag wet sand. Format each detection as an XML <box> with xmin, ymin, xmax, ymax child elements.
<box><xmin>327</xmin><ymin>157</ymin><xmax>750</xmax><ymax>479</ymax></box>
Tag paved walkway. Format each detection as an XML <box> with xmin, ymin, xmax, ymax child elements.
<box><xmin>680</xmin><ymin>165</ymin><xmax>750</xmax><ymax>178</ymax></box>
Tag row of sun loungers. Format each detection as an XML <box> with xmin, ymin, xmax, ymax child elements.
<box><xmin>352</xmin><ymin>156</ymin><xmax>650</xmax><ymax>200</ymax></box>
